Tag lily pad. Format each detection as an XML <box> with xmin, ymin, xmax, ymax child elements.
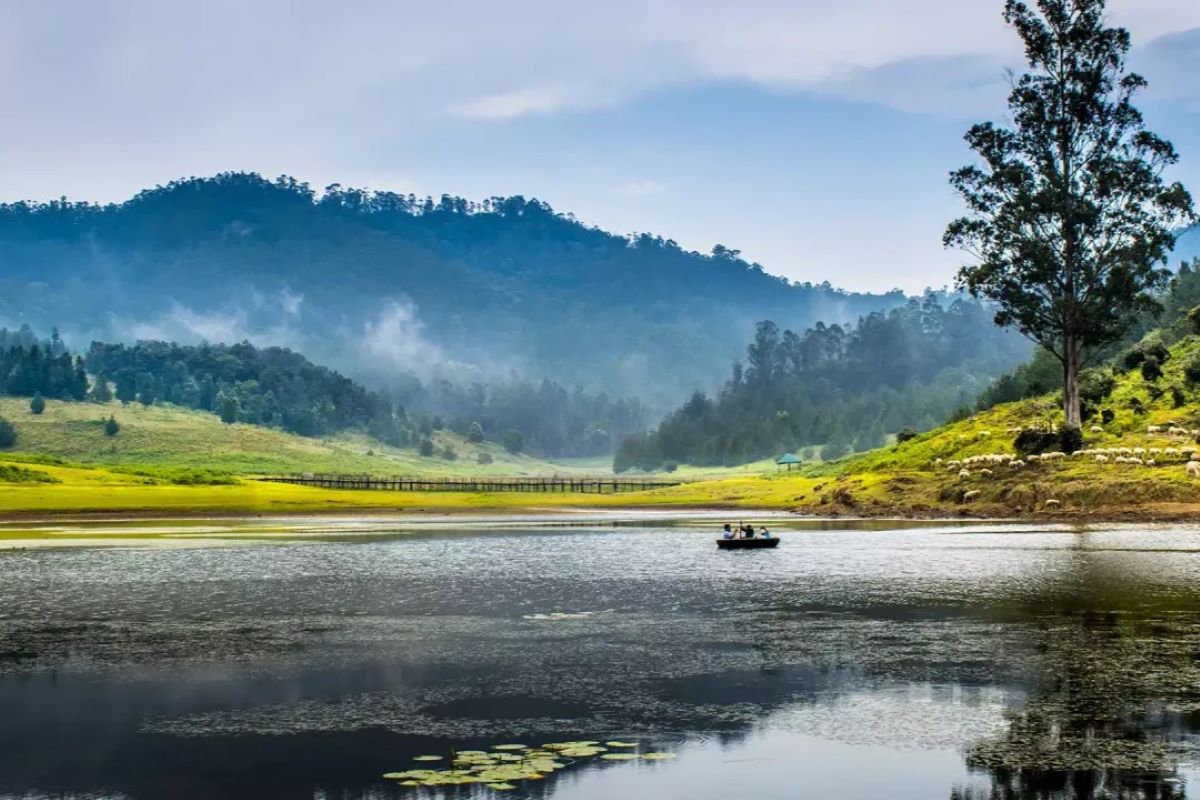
<box><xmin>413</xmin><ymin>755</ymin><xmax>444</xmax><ymax>762</ymax></box>
<box><xmin>600</xmin><ymin>753</ymin><xmax>640</xmax><ymax>760</ymax></box>
<box><xmin>491</xmin><ymin>744</ymin><xmax>528</xmax><ymax>751</ymax></box>
<box><xmin>486</xmin><ymin>783</ymin><xmax>517</xmax><ymax>791</ymax></box>
<box><xmin>640</xmin><ymin>752</ymin><xmax>677</xmax><ymax>760</ymax></box>
<box><xmin>605</xmin><ymin>741</ymin><xmax>639</xmax><ymax>748</ymax></box>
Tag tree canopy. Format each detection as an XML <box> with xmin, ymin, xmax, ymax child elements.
<box><xmin>946</xmin><ymin>0</ymin><xmax>1195</xmax><ymax>429</ymax></box>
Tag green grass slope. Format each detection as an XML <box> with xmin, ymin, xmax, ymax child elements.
<box><xmin>0</xmin><ymin>397</ymin><xmax>582</xmax><ymax>478</ymax></box>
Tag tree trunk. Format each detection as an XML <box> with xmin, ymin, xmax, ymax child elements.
<box><xmin>1063</xmin><ymin>335</ymin><xmax>1082</xmax><ymax>429</ymax></box>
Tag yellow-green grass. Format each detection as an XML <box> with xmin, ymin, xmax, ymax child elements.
<box><xmin>0</xmin><ymin>397</ymin><xmax>586</xmax><ymax>477</ymax></box>
<box><xmin>11</xmin><ymin>333</ymin><xmax>1200</xmax><ymax>520</ymax></box>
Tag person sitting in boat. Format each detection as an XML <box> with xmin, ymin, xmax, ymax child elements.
<box><xmin>740</xmin><ymin>523</ymin><xmax>755</xmax><ymax>538</ymax></box>
<box><xmin>722</xmin><ymin>524</ymin><xmax>734</xmax><ymax>540</ymax></box>
<box><xmin>759</xmin><ymin>526</ymin><xmax>772</xmax><ymax>539</ymax></box>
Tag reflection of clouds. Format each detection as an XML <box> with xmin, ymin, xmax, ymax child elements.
<box><xmin>768</xmin><ymin>684</ymin><xmax>1009</xmax><ymax>751</ymax></box>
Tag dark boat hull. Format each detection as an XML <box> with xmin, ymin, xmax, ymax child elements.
<box><xmin>717</xmin><ymin>538</ymin><xmax>780</xmax><ymax>550</ymax></box>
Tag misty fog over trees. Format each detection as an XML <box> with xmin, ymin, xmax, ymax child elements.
<box><xmin>0</xmin><ymin>172</ymin><xmax>907</xmax><ymax>411</ymax></box>
<box><xmin>616</xmin><ymin>296</ymin><xmax>1030</xmax><ymax>470</ymax></box>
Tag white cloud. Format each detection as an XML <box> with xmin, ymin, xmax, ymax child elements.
<box><xmin>614</xmin><ymin>180</ymin><xmax>666</xmax><ymax>198</ymax></box>
<box><xmin>456</xmin><ymin>89</ymin><xmax>569</xmax><ymax>120</ymax></box>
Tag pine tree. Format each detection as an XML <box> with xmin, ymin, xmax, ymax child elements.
<box><xmin>219</xmin><ymin>394</ymin><xmax>239</xmax><ymax>425</ymax></box>
<box><xmin>0</xmin><ymin>416</ymin><xmax>15</xmax><ymax>448</ymax></box>
<box><xmin>89</xmin><ymin>374</ymin><xmax>113</xmax><ymax>403</ymax></box>
<box><xmin>29</xmin><ymin>392</ymin><xmax>45</xmax><ymax>415</ymax></box>
<box><xmin>104</xmin><ymin>415</ymin><xmax>120</xmax><ymax>437</ymax></box>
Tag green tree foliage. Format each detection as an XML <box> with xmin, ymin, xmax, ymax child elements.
<box><xmin>104</xmin><ymin>415</ymin><xmax>120</xmax><ymax>437</ymax></box>
<box><xmin>86</xmin><ymin>339</ymin><xmax>408</xmax><ymax>441</ymax></box>
<box><xmin>418</xmin><ymin>437</ymin><xmax>434</xmax><ymax>457</ymax></box>
<box><xmin>0</xmin><ymin>327</ymin><xmax>88</xmax><ymax>401</ymax></box>
<box><xmin>29</xmin><ymin>392</ymin><xmax>45</xmax><ymax>414</ymax></box>
<box><xmin>619</xmin><ymin>296</ymin><xmax>1029</xmax><ymax>469</ymax></box>
<box><xmin>0</xmin><ymin>416</ymin><xmax>15</xmax><ymax>448</ymax></box>
<box><xmin>219</xmin><ymin>393</ymin><xmax>239</xmax><ymax>425</ymax></box>
<box><xmin>467</xmin><ymin>422</ymin><xmax>485</xmax><ymax>443</ymax></box>
<box><xmin>946</xmin><ymin>0</ymin><xmax>1195</xmax><ymax>430</ymax></box>
<box><xmin>501</xmin><ymin>429</ymin><xmax>525</xmax><ymax>455</ymax></box>
<box><xmin>89</xmin><ymin>374</ymin><xmax>113</xmax><ymax>403</ymax></box>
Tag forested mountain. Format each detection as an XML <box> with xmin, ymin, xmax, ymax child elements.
<box><xmin>1</xmin><ymin>327</ymin><xmax>643</xmax><ymax>458</ymax></box>
<box><xmin>616</xmin><ymin>296</ymin><xmax>1030</xmax><ymax>470</ymax></box>
<box><xmin>0</xmin><ymin>173</ymin><xmax>906</xmax><ymax>410</ymax></box>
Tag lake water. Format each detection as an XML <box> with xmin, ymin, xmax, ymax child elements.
<box><xmin>5</xmin><ymin>518</ymin><xmax>1200</xmax><ymax>799</ymax></box>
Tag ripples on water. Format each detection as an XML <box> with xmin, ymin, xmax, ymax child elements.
<box><xmin>4</xmin><ymin>520</ymin><xmax>1200</xmax><ymax>799</ymax></box>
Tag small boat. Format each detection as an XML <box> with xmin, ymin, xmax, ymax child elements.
<box><xmin>717</xmin><ymin>537</ymin><xmax>780</xmax><ymax>550</ymax></box>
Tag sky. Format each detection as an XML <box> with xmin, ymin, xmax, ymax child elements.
<box><xmin>1</xmin><ymin>0</ymin><xmax>1199</xmax><ymax>293</ymax></box>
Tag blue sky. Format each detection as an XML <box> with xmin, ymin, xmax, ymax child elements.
<box><xmin>1</xmin><ymin>0</ymin><xmax>1198</xmax><ymax>292</ymax></box>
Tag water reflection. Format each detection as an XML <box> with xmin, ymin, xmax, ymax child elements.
<box><xmin>4</xmin><ymin>522</ymin><xmax>1200</xmax><ymax>798</ymax></box>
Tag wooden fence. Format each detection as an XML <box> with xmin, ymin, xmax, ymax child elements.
<box><xmin>256</xmin><ymin>474</ymin><xmax>686</xmax><ymax>494</ymax></box>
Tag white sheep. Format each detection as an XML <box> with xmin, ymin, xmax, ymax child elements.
<box><xmin>963</xmin><ymin>490</ymin><xmax>982</xmax><ymax>502</ymax></box>
<box><xmin>1095</xmin><ymin>455</ymin><xmax>1109</xmax><ymax>463</ymax></box>
<box><xmin>1044</xmin><ymin>499</ymin><xmax>1061</xmax><ymax>509</ymax></box>
<box><xmin>1090</xmin><ymin>425</ymin><xmax>1104</xmax><ymax>433</ymax></box>
<box><xmin>959</xmin><ymin>469</ymin><xmax>971</xmax><ymax>480</ymax></box>
<box><xmin>979</xmin><ymin>469</ymin><xmax>994</xmax><ymax>478</ymax></box>
<box><xmin>1011</xmin><ymin>460</ymin><xmax>1026</xmax><ymax>469</ymax></box>
<box><xmin>1148</xmin><ymin>425</ymin><xmax>1163</xmax><ymax>434</ymax></box>
<box><xmin>1188</xmin><ymin>461</ymin><xmax>1200</xmax><ymax>478</ymax></box>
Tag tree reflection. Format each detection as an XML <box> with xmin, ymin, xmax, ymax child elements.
<box><xmin>957</xmin><ymin>541</ymin><xmax>1200</xmax><ymax>800</ymax></box>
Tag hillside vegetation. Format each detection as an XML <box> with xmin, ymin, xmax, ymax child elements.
<box><xmin>0</xmin><ymin>173</ymin><xmax>906</xmax><ymax>410</ymax></box>
<box><xmin>0</xmin><ymin>397</ymin><xmax>576</xmax><ymax>479</ymax></box>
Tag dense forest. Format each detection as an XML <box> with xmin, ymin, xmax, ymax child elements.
<box><xmin>615</xmin><ymin>296</ymin><xmax>1030</xmax><ymax>470</ymax></box>
<box><xmin>0</xmin><ymin>326</ymin><xmax>645</xmax><ymax>458</ymax></box>
<box><xmin>976</xmin><ymin>257</ymin><xmax>1200</xmax><ymax>411</ymax></box>
<box><xmin>0</xmin><ymin>172</ymin><xmax>906</xmax><ymax>409</ymax></box>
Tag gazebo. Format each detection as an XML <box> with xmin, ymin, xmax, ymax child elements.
<box><xmin>776</xmin><ymin>453</ymin><xmax>802</xmax><ymax>471</ymax></box>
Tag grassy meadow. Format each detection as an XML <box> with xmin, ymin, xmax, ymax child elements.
<box><xmin>8</xmin><ymin>336</ymin><xmax>1200</xmax><ymax>521</ymax></box>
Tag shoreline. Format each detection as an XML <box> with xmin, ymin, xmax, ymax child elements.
<box><xmin>0</xmin><ymin>502</ymin><xmax>1193</xmax><ymax>550</ymax></box>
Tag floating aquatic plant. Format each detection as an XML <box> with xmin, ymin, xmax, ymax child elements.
<box><xmin>383</xmin><ymin>739</ymin><xmax>674</xmax><ymax>790</ymax></box>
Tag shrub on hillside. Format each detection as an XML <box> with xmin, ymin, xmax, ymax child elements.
<box><xmin>1013</xmin><ymin>429</ymin><xmax>1059</xmax><ymax>456</ymax></box>
<box><xmin>1079</xmin><ymin>369</ymin><xmax>1116</xmax><ymax>404</ymax></box>
<box><xmin>1123</xmin><ymin>341</ymin><xmax>1171</xmax><ymax>372</ymax></box>
<box><xmin>895</xmin><ymin>427</ymin><xmax>919</xmax><ymax>444</ymax></box>
<box><xmin>476</xmin><ymin>452</ymin><xmax>493</xmax><ymax>465</ymax></box>
<box><xmin>502</xmin><ymin>430</ymin><xmax>525</xmax><ymax>454</ymax></box>
<box><xmin>0</xmin><ymin>464</ymin><xmax>59</xmax><ymax>484</ymax></box>
<box><xmin>1142</xmin><ymin>356</ymin><xmax>1163</xmax><ymax>382</ymax></box>
<box><xmin>1185</xmin><ymin>355</ymin><xmax>1200</xmax><ymax>385</ymax></box>
<box><xmin>0</xmin><ymin>416</ymin><xmax>15</xmax><ymax>448</ymax></box>
<box><xmin>104</xmin><ymin>415</ymin><xmax>120</xmax><ymax>436</ymax></box>
<box><xmin>418</xmin><ymin>437</ymin><xmax>434</xmax><ymax>457</ymax></box>
<box><xmin>1059</xmin><ymin>426</ymin><xmax>1084</xmax><ymax>454</ymax></box>
<box><xmin>467</xmin><ymin>422</ymin><xmax>485</xmax><ymax>443</ymax></box>
<box><xmin>29</xmin><ymin>393</ymin><xmax>45</xmax><ymax>414</ymax></box>
<box><xmin>1189</xmin><ymin>305</ymin><xmax>1200</xmax><ymax>334</ymax></box>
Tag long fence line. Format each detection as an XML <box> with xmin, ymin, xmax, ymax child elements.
<box><xmin>256</xmin><ymin>474</ymin><xmax>688</xmax><ymax>494</ymax></box>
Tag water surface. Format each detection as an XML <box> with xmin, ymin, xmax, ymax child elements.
<box><xmin>4</xmin><ymin>519</ymin><xmax>1200</xmax><ymax>799</ymax></box>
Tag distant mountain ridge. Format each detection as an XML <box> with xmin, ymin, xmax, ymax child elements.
<box><xmin>0</xmin><ymin>173</ymin><xmax>907</xmax><ymax>409</ymax></box>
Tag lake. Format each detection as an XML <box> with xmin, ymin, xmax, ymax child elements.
<box><xmin>4</xmin><ymin>517</ymin><xmax>1200</xmax><ymax>799</ymax></box>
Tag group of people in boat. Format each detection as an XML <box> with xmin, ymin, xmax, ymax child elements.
<box><xmin>722</xmin><ymin>523</ymin><xmax>773</xmax><ymax>540</ymax></box>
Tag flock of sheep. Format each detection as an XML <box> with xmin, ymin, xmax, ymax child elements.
<box><xmin>935</xmin><ymin>423</ymin><xmax>1200</xmax><ymax>480</ymax></box>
